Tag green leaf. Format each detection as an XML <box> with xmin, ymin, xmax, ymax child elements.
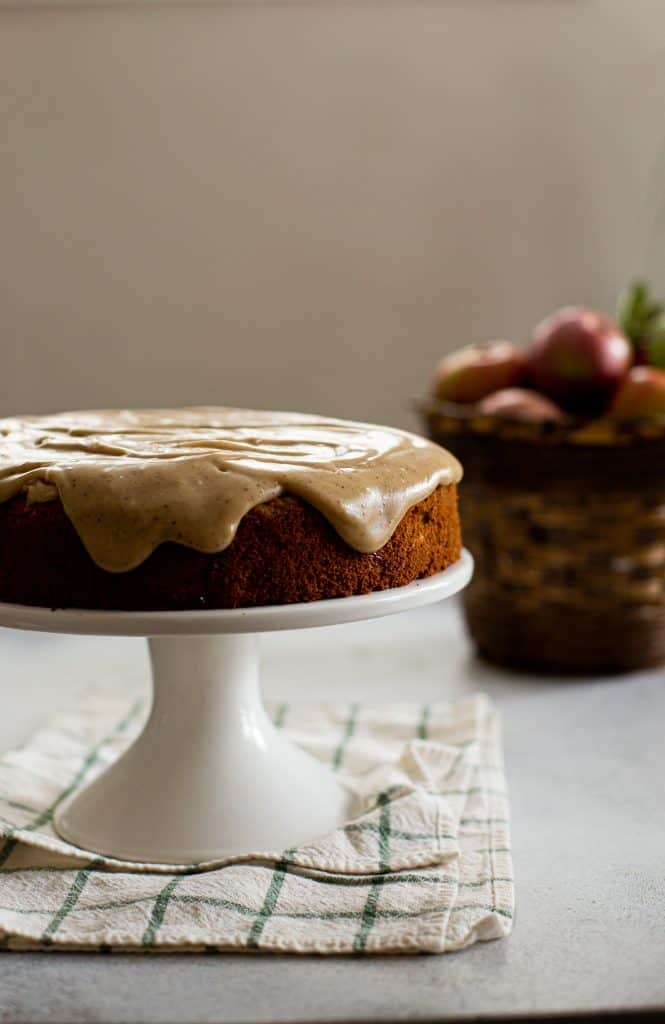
<box><xmin>617</xmin><ymin>279</ymin><xmax>665</xmax><ymax>350</ymax></box>
<box><xmin>647</xmin><ymin>323</ymin><xmax>665</xmax><ymax>369</ymax></box>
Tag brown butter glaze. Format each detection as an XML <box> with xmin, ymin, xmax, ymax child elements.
<box><xmin>0</xmin><ymin>407</ymin><xmax>462</xmax><ymax>572</ymax></box>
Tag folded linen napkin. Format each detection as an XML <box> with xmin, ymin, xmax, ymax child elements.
<box><xmin>0</xmin><ymin>693</ymin><xmax>513</xmax><ymax>953</ymax></box>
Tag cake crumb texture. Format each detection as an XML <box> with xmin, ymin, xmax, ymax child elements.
<box><xmin>0</xmin><ymin>485</ymin><xmax>461</xmax><ymax>610</ymax></box>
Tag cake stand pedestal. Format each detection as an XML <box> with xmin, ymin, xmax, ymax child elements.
<box><xmin>0</xmin><ymin>551</ymin><xmax>472</xmax><ymax>865</ymax></box>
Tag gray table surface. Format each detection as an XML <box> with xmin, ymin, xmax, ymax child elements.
<box><xmin>0</xmin><ymin>601</ymin><xmax>664</xmax><ymax>1024</ymax></box>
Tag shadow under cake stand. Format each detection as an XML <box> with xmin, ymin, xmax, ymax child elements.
<box><xmin>0</xmin><ymin>550</ymin><xmax>473</xmax><ymax>865</ymax></box>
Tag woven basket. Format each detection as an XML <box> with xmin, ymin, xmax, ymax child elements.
<box><xmin>421</xmin><ymin>401</ymin><xmax>665</xmax><ymax>673</ymax></box>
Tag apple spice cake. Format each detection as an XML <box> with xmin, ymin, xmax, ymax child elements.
<box><xmin>0</xmin><ymin>408</ymin><xmax>462</xmax><ymax>610</ymax></box>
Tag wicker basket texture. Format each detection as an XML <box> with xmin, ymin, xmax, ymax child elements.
<box><xmin>423</xmin><ymin>404</ymin><xmax>665</xmax><ymax>673</ymax></box>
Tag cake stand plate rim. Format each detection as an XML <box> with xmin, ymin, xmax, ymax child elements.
<box><xmin>0</xmin><ymin>550</ymin><xmax>473</xmax><ymax>636</ymax></box>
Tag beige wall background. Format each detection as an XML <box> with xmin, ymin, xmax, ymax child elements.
<box><xmin>1</xmin><ymin>0</ymin><xmax>665</xmax><ymax>430</ymax></box>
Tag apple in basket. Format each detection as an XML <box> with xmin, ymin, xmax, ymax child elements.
<box><xmin>477</xmin><ymin>387</ymin><xmax>564</xmax><ymax>422</ymax></box>
<box><xmin>525</xmin><ymin>307</ymin><xmax>632</xmax><ymax>414</ymax></box>
<box><xmin>610</xmin><ymin>366</ymin><xmax>665</xmax><ymax>420</ymax></box>
<box><xmin>431</xmin><ymin>341</ymin><xmax>524</xmax><ymax>404</ymax></box>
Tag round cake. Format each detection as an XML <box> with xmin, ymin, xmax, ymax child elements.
<box><xmin>0</xmin><ymin>407</ymin><xmax>462</xmax><ymax>610</ymax></box>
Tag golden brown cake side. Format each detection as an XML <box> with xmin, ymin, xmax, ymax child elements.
<box><xmin>0</xmin><ymin>408</ymin><xmax>462</xmax><ymax>571</ymax></box>
<box><xmin>0</xmin><ymin>485</ymin><xmax>460</xmax><ymax>610</ymax></box>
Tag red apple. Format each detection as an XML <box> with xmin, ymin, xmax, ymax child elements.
<box><xmin>525</xmin><ymin>307</ymin><xmax>632</xmax><ymax>414</ymax></box>
<box><xmin>610</xmin><ymin>366</ymin><xmax>665</xmax><ymax>420</ymax></box>
<box><xmin>431</xmin><ymin>341</ymin><xmax>524</xmax><ymax>404</ymax></box>
<box><xmin>477</xmin><ymin>387</ymin><xmax>564</xmax><ymax>423</ymax></box>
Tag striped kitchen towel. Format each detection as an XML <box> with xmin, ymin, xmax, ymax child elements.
<box><xmin>0</xmin><ymin>693</ymin><xmax>513</xmax><ymax>954</ymax></box>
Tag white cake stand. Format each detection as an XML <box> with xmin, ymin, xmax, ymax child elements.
<box><xmin>0</xmin><ymin>550</ymin><xmax>472</xmax><ymax>865</ymax></box>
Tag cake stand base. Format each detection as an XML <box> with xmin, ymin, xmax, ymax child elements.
<box><xmin>0</xmin><ymin>551</ymin><xmax>473</xmax><ymax>865</ymax></box>
<box><xmin>54</xmin><ymin>635</ymin><xmax>351</xmax><ymax>864</ymax></box>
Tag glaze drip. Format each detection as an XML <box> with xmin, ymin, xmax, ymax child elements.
<box><xmin>0</xmin><ymin>408</ymin><xmax>462</xmax><ymax>572</ymax></box>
